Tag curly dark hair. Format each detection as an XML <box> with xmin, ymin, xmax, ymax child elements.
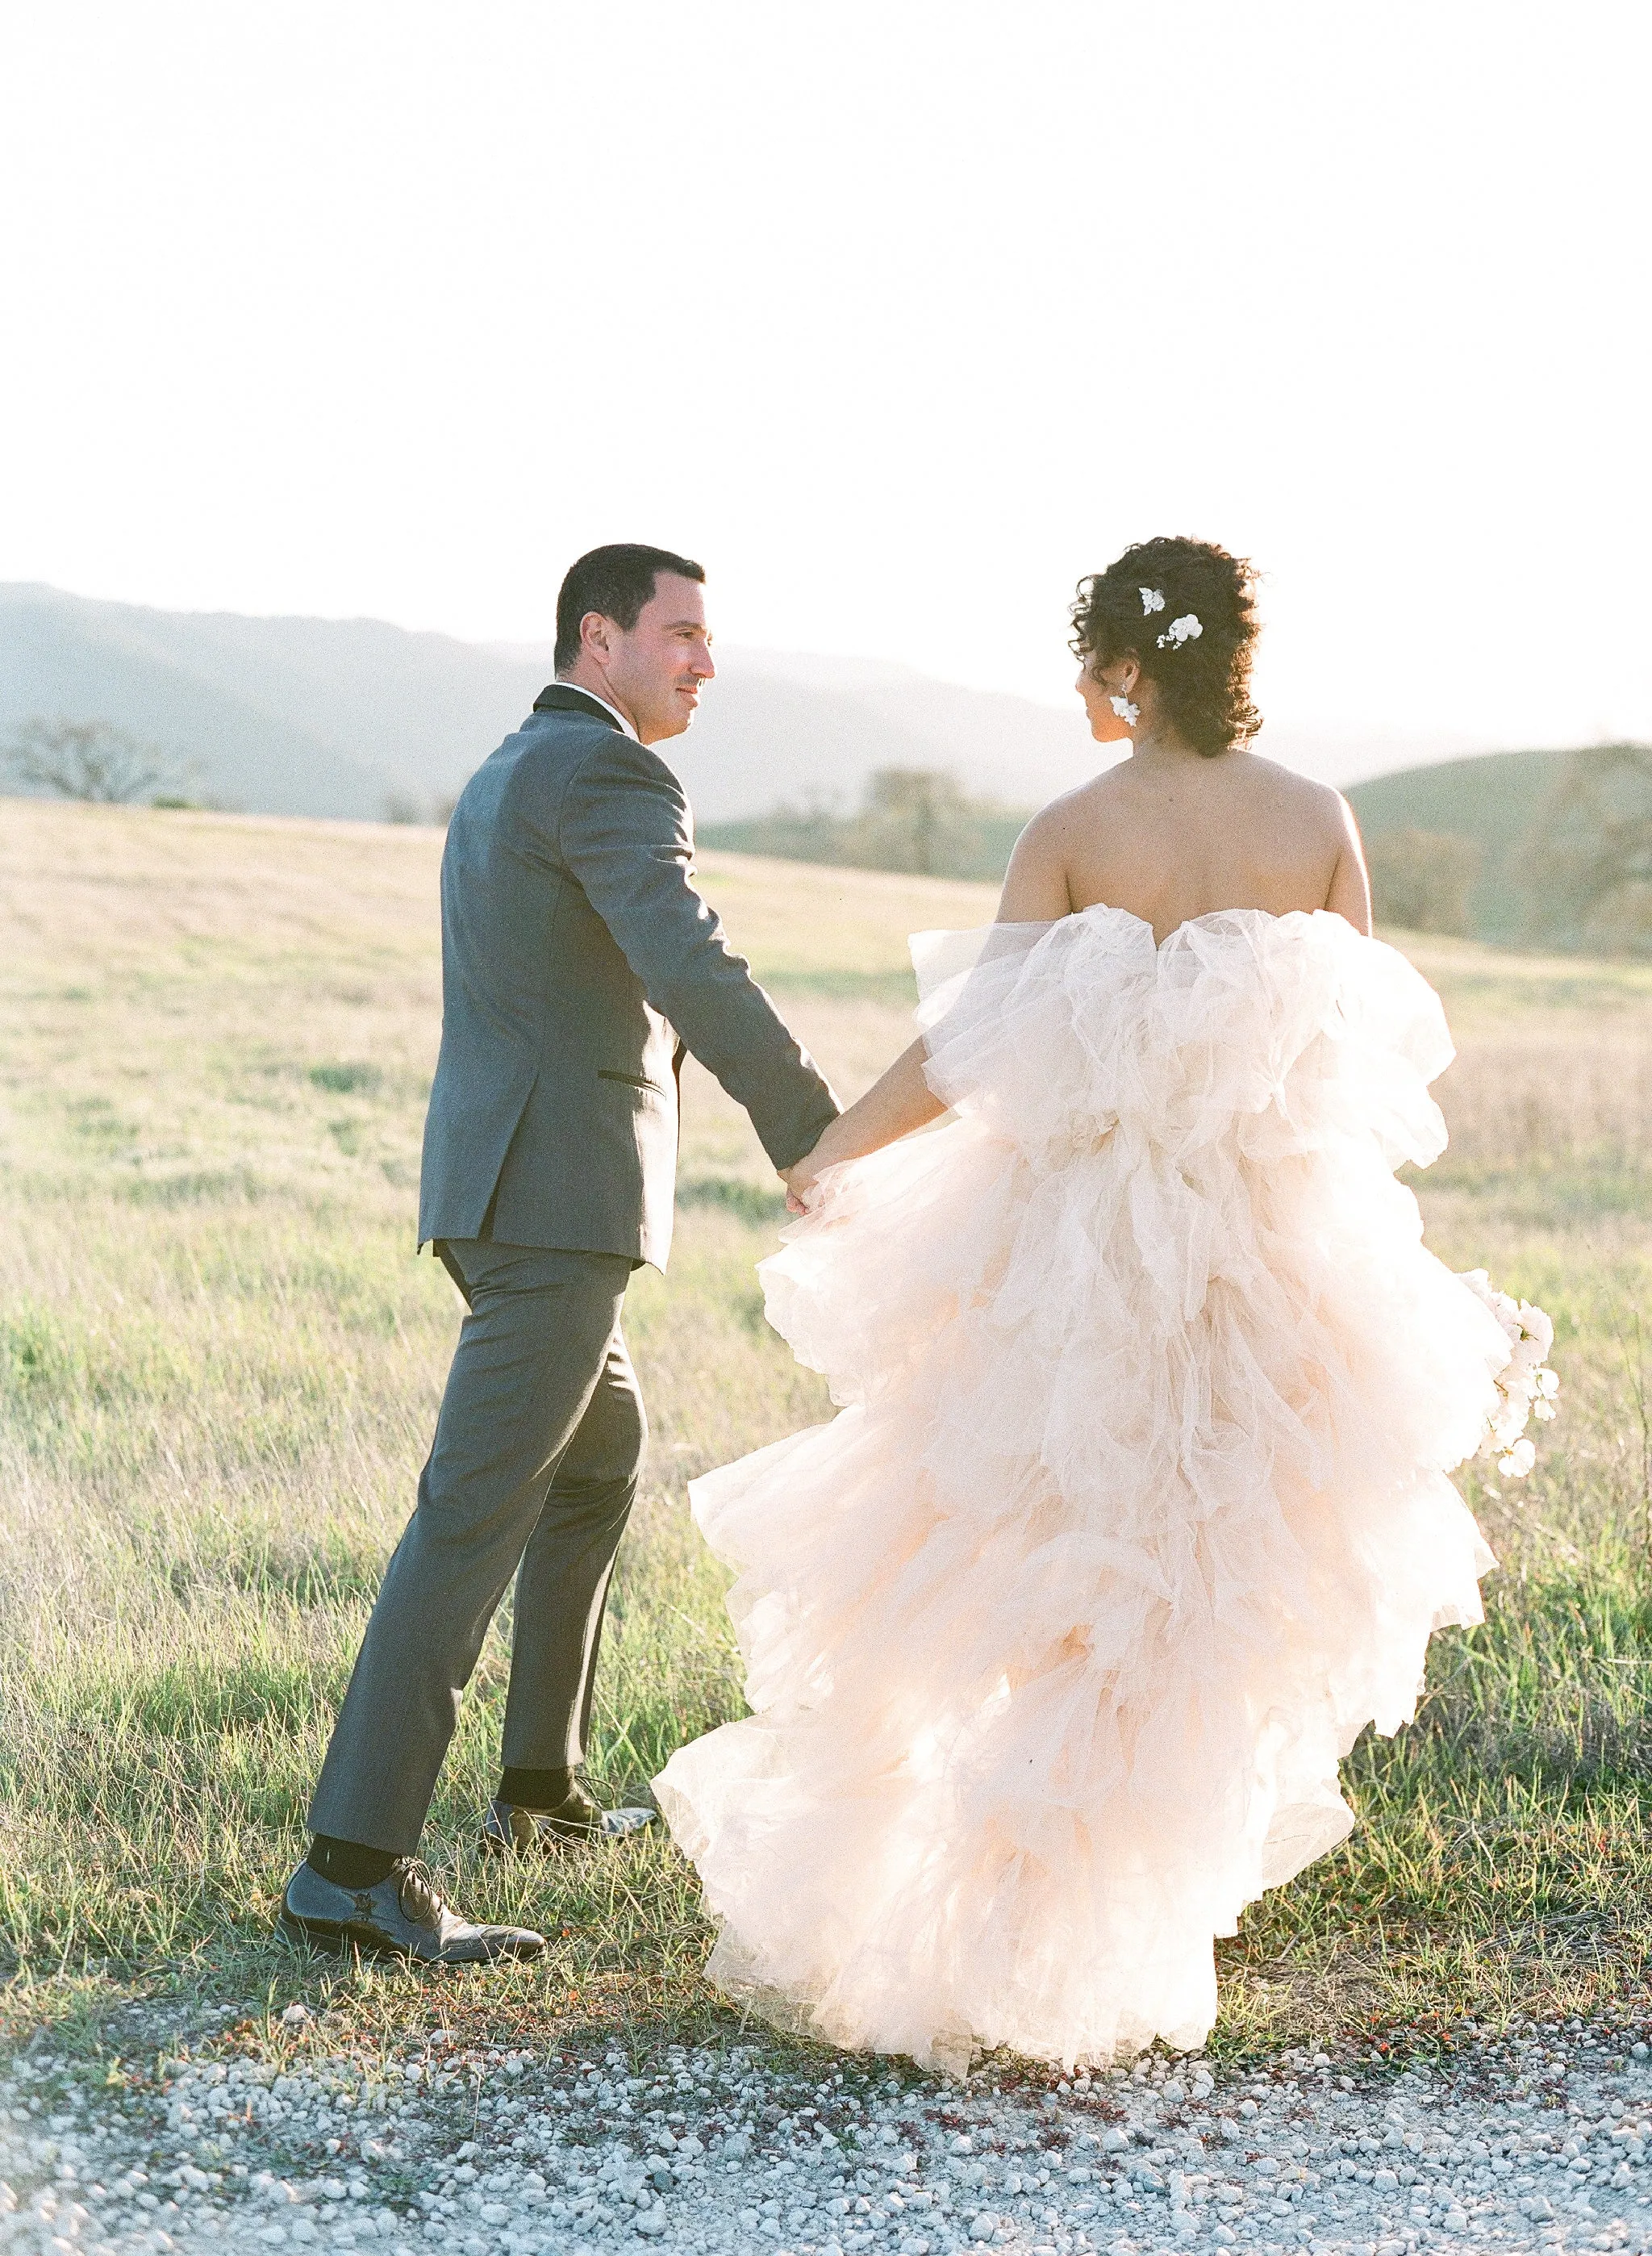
<box><xmin>1070</xmin><ymin>536</ymin><xmax>1262</xmax><ymax>756</ymax></box>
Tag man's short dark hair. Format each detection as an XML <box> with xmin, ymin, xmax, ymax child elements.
<box><xmin>553</xmin><ymin>544</ymin><xmax>706</xmax><ymax>671</ymax></box>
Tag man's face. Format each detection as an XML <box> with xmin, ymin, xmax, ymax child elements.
<box><xmin>597</xmin><ymin>574</ymin><xmax>715</xmax><ymax>743</ymax></box>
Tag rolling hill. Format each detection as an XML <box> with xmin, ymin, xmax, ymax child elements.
<box><xmin>1345</xmin><ymin>748</ymin><xmax>1577</xmax><ymax>941</ymax></box>
<box><xmin>0</xmin><ymin>583</ymin><xmax>1101</xmax><ymax>825</ymax></box>
<box><xmin>3</xmin><ymin>584</ymin><xmax>1622</xmax><ymax>945</ymax></box>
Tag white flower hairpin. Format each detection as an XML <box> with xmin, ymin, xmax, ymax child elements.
<box><xmin>1156</xmin><ymin>613</ymin><xmax>1203</xmax><ymax>650</ymax></box>
<box><xmin>1139</xmin><ymin>588</ymin><xmax>1166</xmax><ymax>616</ymax></box>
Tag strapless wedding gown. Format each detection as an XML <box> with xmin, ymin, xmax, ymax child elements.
<box><xmin>653</xmin><ymin>908</ymin><xmax>1516</xmax><ymax>2074</ymax></box>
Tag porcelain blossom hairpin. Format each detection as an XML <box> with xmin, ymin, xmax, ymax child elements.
<box><xmin>1139</xmin><ymin>587</ymin><xmax>1166</xmax><ymax>616</ymax></box>
<box><xmin>1156</xmin><ymin>613</ymin><xmax>1203</xmax><ymax>651</ymax></box>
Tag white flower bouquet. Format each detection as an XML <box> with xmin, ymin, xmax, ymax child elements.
<box><xmin>1458</xmin><ymin>1268</ymin><xmax>1560</xmax><ymax>1478</ymax></box>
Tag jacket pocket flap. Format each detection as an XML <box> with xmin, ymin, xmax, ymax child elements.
<box><xmin>597</xmin><ymin>1067</ymin><xmax>668</xmax><ymax>1097</ymax></box>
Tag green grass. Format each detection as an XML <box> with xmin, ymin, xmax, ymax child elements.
<box><xmin>3</xmin><ymin>801</ymin><xmax>1652</xmax><ymax>2076</ymax></box>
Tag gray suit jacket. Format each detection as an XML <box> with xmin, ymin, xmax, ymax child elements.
<box><xmin>417</xmin><ymin>685</ymin><xmax>840</xmax><ymax>1269</ymax></box>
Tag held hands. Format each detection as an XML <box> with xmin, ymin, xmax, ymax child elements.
<box><xmin>779</xmin><ymin>1146</ymin><xmax>825</xmax><ymax>1214</ymax></box>
<box><xmin>776</xmin><ymin>1038</ymin><xmax>945</xmax><ymax>1214</ymax></box>
<box><xmin>780</xmin><ymin>1122</ymin><xmax>843</xmax><ymax>1214</ymax></box>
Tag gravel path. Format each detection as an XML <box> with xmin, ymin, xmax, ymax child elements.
<box><xmin>6</xmin><ymin>2012</ymin><xmax>1652</xmax><ymax>2256</ymax></box>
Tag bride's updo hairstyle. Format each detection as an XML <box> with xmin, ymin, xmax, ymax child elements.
<box><xmin>1070</xmin><ymin>536</ymin><xmax>1262</xmax><ymax>755</ymax></box>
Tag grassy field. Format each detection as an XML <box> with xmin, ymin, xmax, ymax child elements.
<box><xmin>2</xmin><ymin>797</ymin><xmax>1652</xmax><ymax>2078</ymax></box>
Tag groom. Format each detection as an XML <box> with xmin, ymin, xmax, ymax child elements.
<box><xmin>281</xmin><ymin>544</ymin><xmax>840</xmax><ymax>1963</ymax></box>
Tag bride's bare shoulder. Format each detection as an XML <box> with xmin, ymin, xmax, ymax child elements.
<box><xmin>1242</xmin><ymin>751</ymin><xmax>1346</xmax><ymax>802</ymax></box>
<box><xmin>1028</xmin><ymin>771</ymin><xmax>1122</xmax><ymax>831</ymax></box>
<box><xmin>999</xmin><ymin>779</ymin><xmax>1115</xmax><ymax>917</ymax></box>
<box><xmin>1028</xmin><ymin>754</ymin><xmax>1350</xmax><ymax>829</ymax></box>
<box><xmin>1241</xmin><ymin>754</ymin><xmax>1358</xmax><ymax>831</ymax></box>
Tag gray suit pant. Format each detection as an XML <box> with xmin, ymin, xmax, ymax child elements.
<box><xmin>308</xmin><ymin>1239</ymin><xmax>644</xmax><ymax>1853</ymax></box>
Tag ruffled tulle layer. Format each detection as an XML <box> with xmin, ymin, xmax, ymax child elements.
<box><xmin>654</xmin><ymin>908</ymin><xmax>1509</xmax><ymax>2072</ymax></box>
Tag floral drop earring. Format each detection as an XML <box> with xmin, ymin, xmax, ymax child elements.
<box><xmin>1109</xmin><ymin>691</ymin><xmax>1140</xmax><ymax>726</ymax></box>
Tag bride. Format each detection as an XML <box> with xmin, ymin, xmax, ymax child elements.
<box><xmin>653</xmin><ymin>536</ymin><xmax>1553</xmax><ymax>2074</ymax></box>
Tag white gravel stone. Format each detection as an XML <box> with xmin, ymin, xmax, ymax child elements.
<box><xmin>10</xmin><ymin>2020</ymin><xmax>1652</xmax><ymax>2253</ymax></box>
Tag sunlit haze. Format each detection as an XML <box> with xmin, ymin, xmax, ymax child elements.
<box><xmin>2</xmin><ymin>2</ymin><xmax>1648</xmax><ymax>782</ymax></box>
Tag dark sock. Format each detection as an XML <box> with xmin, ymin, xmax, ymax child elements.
<box><xmin>499</xmin><ymin>1765</ymin><xmax>576</xmax><ymax>1811</ymax></box>
<box><xmin>307</xmin><ymin>1834</ymin><xmax>400</xmax><ymax>1890</ymax></box>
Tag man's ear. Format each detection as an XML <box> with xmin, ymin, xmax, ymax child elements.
<box><xmin>580</xmin><ymin>611</ymin><xmax>613</xmax><ymax>661</ymax></box>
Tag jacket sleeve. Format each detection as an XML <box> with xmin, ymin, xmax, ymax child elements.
<box><xmin>557</xmin><ymin>731</ymin><xmax>841</xmax><ymax>1170</ymax></box>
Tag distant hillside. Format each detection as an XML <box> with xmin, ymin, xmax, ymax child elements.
<box><xmin>1346</xmin><ymin>748</ymin><xmax>1577</xmax><ymax>941</ymax></box>
<box><xmin>0</xmin><ymin>585</ymin><xmax>1101</xmax><ymax>825</ymax></box>
<box><xmin>10</xmin><ymin>587</ymin><xmax>1618</xmax><ymax>914</ymax></box>
<box><xmin>707</xmin><ymin>746</ymin><xmax>1596</xmax><ymax>930</ymax></box>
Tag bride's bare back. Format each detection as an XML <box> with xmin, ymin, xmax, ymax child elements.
<box><xmin>782</xmin><ymin>537</ymin><xmax>1374</xmax><ymax>1195</ymax></box>
<box><xmin>999</xmin><ymin>744</ymin><xmax>1371</xmax><ymax>941</ymax></box>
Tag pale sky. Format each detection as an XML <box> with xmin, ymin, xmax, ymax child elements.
<box><xmin>2</xmin><ymin>2</ymin><xmax>1649</xmax><ymax>773</ymax></box>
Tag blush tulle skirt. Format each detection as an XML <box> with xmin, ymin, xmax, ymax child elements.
<box><xmin>655</xmin><ymin>909</ymin><xmax>1508</xmax><ymax>2072</ymax></box>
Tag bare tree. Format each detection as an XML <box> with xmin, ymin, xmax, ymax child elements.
<box><xmin>700</xmin><ymin>767</ymin><xmax>1023</xmax><ymax>880</ymax></box>
<box><xmin>1367</xmin><ymin>826</ymin><xmax>1483</xmax><ymax>935</ymax></box>
<box><xmin>845</xmin><ymin>768</ymin><xmax>978</xmax><ymax>876</ymax></box>
<box><xmin>1519</xmin><ymin>743</ymin><xmax>1652</xmax><ymax>951</ymax></box>
<box><xmin>4</xmin><ymin>716</ymin><xmax>188</xmax><ymax>804</ymax></box>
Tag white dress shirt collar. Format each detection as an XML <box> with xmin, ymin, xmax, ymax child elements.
<box><xmin>551</xmin><ymin>679</ymin><xmax>638</xmax><ymax>742</ymax></box>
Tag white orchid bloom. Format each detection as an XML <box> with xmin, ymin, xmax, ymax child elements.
<box><xmin>1158</xmin><ymin>614</ymin><xmax>1204</xmax><ymax>649</ymax></box>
